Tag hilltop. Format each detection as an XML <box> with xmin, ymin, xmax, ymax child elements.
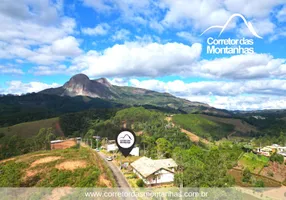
<box><xmin>0</xmin><ymin>146</ymin><xmax>115</xmax><ymax>187</ymax></box>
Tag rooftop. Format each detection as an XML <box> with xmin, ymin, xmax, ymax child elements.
<box><xmin>131</xmin><ymin>156</ymin><xmax>177</xmax><ymax>178</ymax></box>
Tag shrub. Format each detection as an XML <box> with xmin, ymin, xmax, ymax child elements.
<box><xmin>270</xmin><ymin>153</ymin><xmax>284</xmax><ymax>164</ymax></box>
<box><xmin>267</xmin><ymin>171</ymin><xmax>274</xmax><ymax>177</ymax></box>
<box><xmin>242</xmin><ymin>168</ymin><xmax>252</xmax><ymax>183</ymax></box>
<box><xmin>254</xmin><ymin>180</ymin><xmax>265</xmax><ymax>187</ymax></box>
<box><xmin>136</xmin><ymin>179</ymin><xmax>144</xmax><ymax>187</ymax></box>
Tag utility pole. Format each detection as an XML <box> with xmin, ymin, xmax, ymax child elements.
<box><xmin>91</xmin><ymin>138</ymin><xmax>93</xmax><ymax>149</ymax></box>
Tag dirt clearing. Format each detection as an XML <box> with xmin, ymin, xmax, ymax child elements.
<box><xmin>51</xmin><ymin>140</ymin><xmax>76</xmax><ymax>150</ymax></box>
<box><xmin>181</xmin><ymin>128</ymin><xmax>209</xmax><ymax>144</ymax></box>
<box><xmin>55</xmin><ymin>160</ymin><xmax>87</xmax><ymax>171</ymax></box>
<box><xmin>31</xmin><ymin>156</ymin><xmax>62</xmax><ymax>167</ymax></box>
<box><xmin>0</xmin><ymin>157</ymin><xmax>15</xmax><ymax>164</ymax></box>
<box><xmin>99</xmin><ymin>174</ymin><xmax>113</xmax><ymax>187</ymax></box>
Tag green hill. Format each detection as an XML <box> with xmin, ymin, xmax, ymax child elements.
<box><xmin>0</xmin><ymin>118</ymin><xmax>63</xmax><ymax>138</ymax></box>
<box><xmin>0</xmin><ymin>146</ymin><xmax>115</xmax><ymax>188</ymax></box>
<box><xmin>173</xmin><ymin>114</ymin><xmax>235</xmax><ymax>140</ymax></box>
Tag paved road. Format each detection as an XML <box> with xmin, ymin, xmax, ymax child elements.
<box><xmin>97</xmin><ymin>152</ymin><xmax>138</xmax><ymax>200</ymax></box>
<box><xmin>98</xmin><ymin>152</ymin><xmax>130</xmax><ymax>188</ymax></box>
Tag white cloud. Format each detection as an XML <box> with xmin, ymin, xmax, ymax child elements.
<box><xmin>31</xmin><ymin>65</ymin><xmax>68</xmax><ymax>75</ymax></box>
<box><xmin>2</xmin><ymin>81</ymin><xmax>60</xmax><ymax>95</ymax></box>
<box><xmin>126</xmin><ymin>78</ymin><xmax>286</xmax><ymax>110</ymax></box>
<box><xmin>82</xmin><ymin>23</ymin><xmax>110</xmax><ymax>36</ymax></box>
<box><xmin>0</xmin><ymin>1</ymin><xmax>78</xmax><ymax>65</ymax></box>
<box><xmin>197</xmin><ymin>54</ymin><xmax>286</xmax><ymax>79</ymax></box>
<box><xmin>0</xmin><ymin>65</ymin><xmax>24</xmax><ymax>75</ymax></box>
<box><xmin>112</xmin><ymin>29</ymin><xmax>130</xmax><ymax>41</ymax></box>
<box><xmin>277</xmin><ymin>5</ymin><xmax>286</xmax><ymax>22</ymax></box>
<box><xmin>176</xmin><ymin>31</ymin><xmax>201</xmax><ymax>43</ymax></box>
<box><xmin>239</xmin><ymin>18</ymin><xmax>276</xmax><ymax>37</ymax></box>
<box><xmin>50</xmin><ymin>36</ymin><xmax>82</xmax><ymax>56</ymax></box>
<box><xmin>73</xmin><ymin>42</ymin><xmax>202</xmax><ymax>77</ymax></box>
<box><xmin>108</xmin><ymin>78</ymin><xmax>130</xmax><ymax>86</ymax></box>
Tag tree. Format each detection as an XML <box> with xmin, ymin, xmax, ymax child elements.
<box><xmin>270</xmin><ymin>152</ymin><xmax>284</xmax><ymax>164</ymax></box>
<box><xmin>242</xmin><ymin>168</ymin><xmax>252</xmax><ymax>183</ymax></box>
<box><xmin>156</xmin><ymin>138</ymin><xmax>172</xmax><ymax>158</ymax></box>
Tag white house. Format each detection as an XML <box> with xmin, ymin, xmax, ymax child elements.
<box><xmin>131</xmin><ymin>157</ymin><xmax>177</xmax><ymax>186</ymax></box>
<box><xmin>130</xmin><ymin>147</ymin><xmax>140</xmax><ymax>156</ymax></box>
<box><xmin>107</xmin><ymin>143</ymin><xmax>118</xmax><ymax>152</ymax></box>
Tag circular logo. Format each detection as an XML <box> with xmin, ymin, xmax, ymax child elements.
<box><xmin>116</xmin><ymin>130</ymin><xmax>135</xmax><ymax>148</ymax></box>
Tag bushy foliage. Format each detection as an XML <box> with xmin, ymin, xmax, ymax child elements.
<box><xmin>136</xmin><ymin>179</ymin><xmax>144</xmax><ymax>187</ymax></box>
<box><xmin>270</xmin><ymin>152</ymin><xmax>284</xmax><ymax>164</ymax></box>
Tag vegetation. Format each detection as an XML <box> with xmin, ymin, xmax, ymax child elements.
<box><xmin>0</xmin><ymin>117</ymin><xmax>62</xmax><ymax>138</ymax></box>
<box><xmin>0</xmin><ymin>128</ymin><xmax>56</xmax><ymax>160</ymax></box>
<box><xmin>238</xmin><ymin>152</ymin><xmax>269</xmax><ymax>173</ymax></box>
<box><xmin>173</xmin><ymin>114</ymin><xmax>234</xmax><ymax>140</ymax></box>
<box><xmin>173</xmin><ymin>146</ymin><xmax>235</xmax><ymax>187</ymax></box>
<box><xmin>242</xmin><ymin>168</ymin><xmax>252</xmax><ymax>183</ymax></box>
<box><xmin>270</xmin><ymin>152</ymin><xmax>284</xmax><ymax>164</ymax></box>
<box><xmin>136</xmin><ymin>179</ymin><xmax>144</xmax><ymax>187</ymax></box>
<box><xmin>0</xmin><ymin>147</ymin><xmax>115</xmax><ymax>187</ymax></box>
<box><xmin>0</xmin><ymin>93</ymin><xmax>123</xmax><ymax>127</ymax></box>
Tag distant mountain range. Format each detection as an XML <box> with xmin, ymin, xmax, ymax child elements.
<box><xmin>40</xmin><ymin>74</ymin><xmax>231</xmax><ymax>116</ymax></box>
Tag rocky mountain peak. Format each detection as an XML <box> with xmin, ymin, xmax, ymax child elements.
<box><xmin>68</xmin><ymin>74</ymin><xmax>90</xmax><ymax>84</ymax></box>
<box><xmin>95</xmin><ymin>78</ymin><xmax>112</xmax><ymax>88</ymax></box>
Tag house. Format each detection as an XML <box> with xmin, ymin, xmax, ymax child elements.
<box><xmin>257</xmin><ymin>146</ymin><xmax>273</xmax><ymax>156</ymax></box>
<box><xmin>131</xmin><ymin>156</ymin><xmax>177</xmax><ymax>186</ymax></box>
<box><xmin>107</xmin><ymin>143</ymin><xmax>118</xmax><ymax>152</ymax></box>
<box><xmin>257</xmin><ymin>144</ymin><xmax>286</xmax><ymax>157</ymax></box>
<box><xmin>130</xmin><ymin>147</ymin><xmax>139</xmax><ymax>156</ymax></box>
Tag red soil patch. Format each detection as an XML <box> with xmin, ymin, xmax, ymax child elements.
<box><xmin>30</xmin><ymin>156</ymin><xmax>62</xmax><ymax>167</ymax></box>
<box><xmin>260</xmin><ymin>162</ymin><xmax>286</xmax><ymax>182</ymax></box>
<box><xmin>99</xmin><ymin>174</ymin><xmax>113</xmax><ymax>187</ymax></box>
<box><xmin>55</xmin><ymin>160</ymin><xmax>87</xmax><ymax>171</ymax></box>
<box><xmin>51</xmin><ymin>140</ymin><xmax>76</xmax><ymax>150</ymax></box>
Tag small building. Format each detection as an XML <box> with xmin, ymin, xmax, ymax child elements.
<box><xmin>107</xmin><ymin>143</ymin><xmax>118</xmax><ymax>152</ymax></box>
<box><xmin>257</xmin><ymin>146</ymin><xmax>272</xmax><ymax>156</ymax></box>
<box><xmin>50</xmin><ymin>140</ymin><xmax>64</xmax><ymax>144</ymax></box>
<box><xmin>130</xmin><ymin>147</ymin><xmax>140</xmax><ymax>156</ymax></box>
<box><xmin>131</xmin><ymin>157</ymin><xmax>177</xmax><ymax>186</ymax></box>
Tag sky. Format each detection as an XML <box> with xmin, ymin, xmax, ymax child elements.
<box><xmin>0</xmin><ymin>0</ymin><xmax>286</xmax><ymax>111</ymax></box>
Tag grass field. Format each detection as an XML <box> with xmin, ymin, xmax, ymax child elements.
<box><xmin>201</xmin><ymin>114</ymin><xmax>257</xmax><ymax>136</ymax></box>
<box><xmin>0</xmin><ymin>146</ymin><xmax>115</xmax><ymax>187</ymax></box>
<box><xmin>173</xmin><ymin>114</ymin><xmax>234</xmax><ymax>140</ymax></box>
<box><xmin>0</xmin><ymin>117</ymin><xmax>64</xmax><ymax>138</ymax></box>
<box><xmin>238</xmin><ymin>152</ymin><xmax>269</xmax><ymax>173</ymax></box>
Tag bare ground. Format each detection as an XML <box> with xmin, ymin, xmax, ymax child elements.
<box><xmin>51</xmin><ymin>140</ymin><xmax>76</xmax><ymax>150</ymax></box>
<box><xmin>260</xmin><ymin>162</ymin><xmax>286</xmax><ymax>182</ymax></box>
<box><xmin>55</xmin><ymin>160</ymin><xmax>87</xmax><ymax>171</ymax></box>
<box><xmin>30</xmin><ymin>156</ymin><xmax>62</xmax><ymax>167</ymax></box>
<box><xmin>99</xmin><ymin>174</ymin><xmax>113</xmax><ymax>187</ymax></box>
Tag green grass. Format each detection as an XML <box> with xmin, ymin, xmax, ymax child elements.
<box><xmin>0</xmin><ymin>117</ymin><xmax>63</xmax><ymax>138</ymax></box>
<box><xmin>239</xmin><ymin>152</ymin><xmax>269</xmax><ymax>173</ymax></box>
<box><xmin>0</xmin><ymin>147</ymin><xmax>115</xmax><ymax>187</ymax></box>
<box><xmin>173</xmin><ymin>114</ymin><xmax>234</xmax><ymax>140</ymax></box>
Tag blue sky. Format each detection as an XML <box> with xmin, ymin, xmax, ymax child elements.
<box><xmin>0</xmin><ymin>0</ymin><xmax>286</xmax><ymax>110</ymax></box>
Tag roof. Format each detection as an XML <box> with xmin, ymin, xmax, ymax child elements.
<box><xmin>50</xmin><ymin>140</ymin><xmax>64</xmax><ymax>144</ymax></box>
<box><xmin>131</xmin><ymin>157</ymin><xmax>177</xmax><ymax>178</ymax></box>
